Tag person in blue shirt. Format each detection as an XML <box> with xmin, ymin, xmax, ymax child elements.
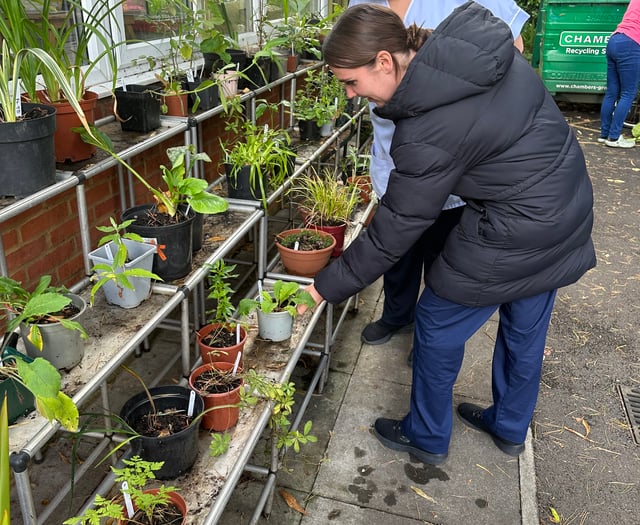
<box><xmin>348</xmin><ymin>0</ymin><xmax>529</xmax><ymax>363</ymax></box>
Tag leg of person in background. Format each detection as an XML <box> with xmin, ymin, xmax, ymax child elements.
<box><xmin>362</xmin><ymin>207</ymin><xmax>463</xmax><ymax>346</ymax></box>
<box><xmin>407</xmin><ymin>206</ymin><xmax>464</xmax><ymax>365</ymax></box>
<box><xmin>602</xmin><ymin>33</ymin><xmax>640</xmax><ymax>148</ymax></box>
<box><xmin>457</xmin><ymin>289</ymin><xmax>557</xmax><ymax>453</ymax></box>
<box><xmin>599</xmin><ymin>39</ymin><xmax>618</xmax><ymax>142</ymax></box>
<box><xmin>360</xmin><ymin>235</ymin><xmax>423</xmax><ymax>345</ymax></box>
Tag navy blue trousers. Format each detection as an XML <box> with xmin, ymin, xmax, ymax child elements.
<box><xmin>401</xmin><ymin>286</ymin><xmax>557</xmax><ymax>454</ymax></box>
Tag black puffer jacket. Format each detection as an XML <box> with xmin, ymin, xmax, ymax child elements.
<box><xmin>315</xmin><ymin>1</ymin><xmax>596</xmax><ymax>307</ymax></box>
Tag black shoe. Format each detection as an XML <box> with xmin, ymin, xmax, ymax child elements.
<box><xmin>361</xmin><ymin>320</ymin><xmax>413</xmax><ymax>345</ymax></box>
<box><xmin>373</xmin><ymin>418</ymin><xmax>448</xmax><ymax>465</ymax></box>
<box><xmin>456</xmin><ymin>403</ymin><xmax>525</xmax><ymax>456</ymax></box>
<box><xmin>407</xmin><ymin>348</ymin><xmax>413</xmax><ymax>367</ymax></box>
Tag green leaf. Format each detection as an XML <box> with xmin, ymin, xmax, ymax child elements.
<box><xmin>22</xmin><ymin>293</ymin><xmax>71</xmax><ymax>320</ymax></box>
<box><xmin>16</xmin><ymin>358</ymin><xmax>61</xmax><ymax>399</ymax></box>
<box><xmin>188</xmin><ymin>192</ymin><xmax>229</xmax><ymax>214</ymax></box>
<box><xmin>36</xmin><ymin>392</ymin><xmax>79</xmax><ymax>432</ymax></box>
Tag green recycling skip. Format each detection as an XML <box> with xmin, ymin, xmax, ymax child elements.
<box><xmin>559</xmin><ymin>31</ymin><xmax>611</xmax><ymax>56</ymax></box>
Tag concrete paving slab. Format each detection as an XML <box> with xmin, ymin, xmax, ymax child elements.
<box><xmin>312</xmin><ymin>369</ymin><xmax>522</xmax><ymax>524</ymax></box>
<box><xmin>301</xmin><ymin>495</ymin><xmax>431</xmax><ymax>524</ymax></box>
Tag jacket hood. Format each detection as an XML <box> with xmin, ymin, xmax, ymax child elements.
<box><xmin>376</xmin><ymin>1</ymin><xmax>515</xmax><ymax>120</ymax></box>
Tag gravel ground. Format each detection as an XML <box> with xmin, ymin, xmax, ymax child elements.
<box><xmin>533</xmin><ymin>103</ymin><xmax>640</xmax><ymax>525</ymax></box>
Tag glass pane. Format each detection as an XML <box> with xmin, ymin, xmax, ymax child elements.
<box><xmin>123</xmin><ymin>0</ymin><xmax>191</xmax><ymax>41</ymax></box>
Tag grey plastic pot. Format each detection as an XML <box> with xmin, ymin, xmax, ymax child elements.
<box><xmin>21</xmin><ymin>293</ymin><xmax>87</xmax><ymax>370</ymax></box>
<box><xmin>88</xmin><ymin>239</ymin><xmax>156</xmax><ymax>308</ymax></box>
<box><xmin>256</xmin><ymin>308</ymin><xmax>294</xmax><ymax>342</ymax></box>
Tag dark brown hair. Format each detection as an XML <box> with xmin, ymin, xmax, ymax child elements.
<box><xmin>322</xmin><ymin>4</ymin><xmax>432</xmax><ymax>69</ymax></box>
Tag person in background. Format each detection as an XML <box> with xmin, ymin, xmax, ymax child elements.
<box><xmin>599</xmin><ymin>0</ymin><xmax>640</xmax><ymax>148</ymax></box>
<box><xmin>301</xmin><ymin>2</ymin><xmax>596</xmax><ymax>464</ymax></box>
<box><xmin>347</xmin><ymin>0</ymin><xmax>529</xmax><ymax>360</ymax></box>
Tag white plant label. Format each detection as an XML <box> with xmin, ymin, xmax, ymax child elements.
<box><xmin>121</xmin><ymin>481</ymin><xmax>135</xmax><ymax>518</ymax></box>
<box><xmin>187</xmin><ymin>390</ymin><xmax>196</xmax><ymax>417</ymax></box>
<box><xmin>232</xmin><ymin>351</ymin><xmax>242</xmax><ymax>375</ymax></box>
<box><xmin>14</xmin><ymin>92</ymin><xmax>21</xmax><ymax>118</ymax></box>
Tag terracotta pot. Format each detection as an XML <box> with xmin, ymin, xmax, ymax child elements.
<box><xmin>275</xmin><ymin>228</ymin><xmax>336</xmax><ymax>278</ymax></box>
<box><xmin>196</xmin><ymin>323</ymin><xmax>247</xmax><ymax>365</ymax></box>
<box><xmin>347</xmin><ymin>175</ymin><xmax>372</xmax><ymax>204</ymax></box>
<box><xmin>189</xmin><ymin>362</ymin><xmax>242</xmax><ymax>431</ymax></box>
<box><xmin>309</xmin><ymin>222</ymin><xmax>347</xmax><ymax>257</ymax></box>
<box><xmin>42</xmin><ymin>90</ymin><xmax>98</xmax><ymax>163</ymax></box>
<box><xmin>286</xmin><ymin>54</ymin><xmax>299</xmax><ymax>73</ymax></box>
<box><xmin>117</xmin><ymin>489</ymin><xmax>187</xmax><ymax>524</ymax></box>
<box><xmin>162</xmin><ymin>92</ymin><xmax>189</xmax><ymax>117</ymax></box>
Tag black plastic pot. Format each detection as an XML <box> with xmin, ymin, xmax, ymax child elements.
<box><xmin>192</xmin><ymin>212</ymin><xmax>204</xmax><ymax>252</ymax></box>
<box><xmin>239</xmin><ymin>56</ymin><xmax>272</xmax><ymax>91</ymax></box>
<box><xmin>203</xmin><ymin>49</ymin><xmax>247</xmax><ymax>79</ymax></box>
<box><xmin>122</xmin><ymin>204</ymin><xmax>195</xmax><ymax>281</ymax></box>
<box><xmin>120</xmin><ymin>385</ymin><xmax>204</xmax><ymax>480</ymax></box>
<box><xmin>114</xmin><ymin>85</ymin><xmax>161</xmax><ymax>133</ymax></box>
<box><xmin>224</xmin><ymin>164</ymin><xmax>267</xmax><ymax>202</ymax></box>
<box><xmin>298</xmin><ymin>119</ymin><xmax>321</xmax><ymax>141</ymax></box>
<box><xmin>1</xmin><ymin>333</ymin><xmax>35</xmax><ymax>424</ymax></box>
<box><xmin>0</xmin><ymin>103</ymin><xmax>56</xmax><ymax>198</ymax></box>
<box><xmin>185</xmin><ymin>79</ymin><xmax>220</xmax><ymax>112</ymax></box>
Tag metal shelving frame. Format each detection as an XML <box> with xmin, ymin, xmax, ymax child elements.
<box><xmin>4</xmin><ymin>64</ymin><xmax>372</xmax><ymax>525</ymax></box>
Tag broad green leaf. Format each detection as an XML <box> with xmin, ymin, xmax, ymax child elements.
<box><xmin>188</xmin><ymin>192</ymin><xmax>229</xmax><ymax>214</ymax></box>
<box><xmin>36</xmin><ymin>392</ymin><xmax>79</xmax><ymax>432</ymax></box>
<box><xmin>16</xmin><ymin>357</ymin><xmax>61</xmax><ymax>398</ymax></box>
<box><xmin>22</xmin><ymin>293</ymin><xmax>71</xmax><ymax>320</ymax></box>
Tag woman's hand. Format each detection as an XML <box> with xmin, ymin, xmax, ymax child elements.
<box><xmin>297</xmin><ymin>283</ymin><xmax>324</xmax><ymax>315</ymax></box>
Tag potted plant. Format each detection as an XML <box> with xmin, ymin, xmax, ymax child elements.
<box><xmin>188</xmin><ymin>360</ymin><xmax>242</xmax><ymax>431</ymax></box>
<box><xmin>285</xmin><ymin>68</ymin><xmax>347</xmax><ymax>139</ymax></box>
<box><xmin>267</xmin><ymin>3</ymin><xmax>324</xmax><ymax>75</ymax></box>
<box><xmin>63</xmin><ymin>455</ymin><xmax>187</xmax><ymax>524</ymax></box>
<box><xmin>80</xmin><ymin>133</ymin><xmax>229</xmax><ymax>280</ymax></box>
<box><xmin>292</xmin><ymin>170</ymin><xmax>361</xmax><ymax>256</ymax></box>
<box><xmin>0</xmin><ymin>275</ymin><xmax>88</xmax><ymax>370</ymax></box>
<box><xmin>220</xmin><ymin>100</ymin><xmax>295</xmax><ymax>209</ymax></box>
<box><xmin>88</xmin><ymin>217</ymin><xmax>162</xmax><ymax>308</ymax></box>
<box><xmin>0</xmin><ymin>35</ymin><xmax>95</xmax><ymax>197</ymax></box>
<box><xmin>196</xmin><ymin>260</ymin><xmax>247</xmax><ymax>366</ymax></box>
<box><xmin>3</xmin><ymin>0</ymin><xmax>122</xmax><ymax>163</ymax></box>
<box><xmin>274</xmin><ymin>228</ymin><xmax>336</xmax><ymax>278</ymax></box>
<box><xmin>237</xmin><ymin>280</ymin><xmax>315</xmax><ymax>342</ymax></box>
<box><xmin>119</xmin><ymin>383</ymin><xmax>204</xmax><ymax>480</ymax></box>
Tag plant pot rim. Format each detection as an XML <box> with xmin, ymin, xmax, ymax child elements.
<box><xmin>276</xmin><ymin>228</ymin><xmax>337</xmax><ymax>252</ymax></box>
<box><xmin>27</xmin><ymin>292</ymin><xmax>87</xmax><ymax>327</ymax></box>
<box><xmin>188</xmin><ymin>362</ymin><xmax>243</xmax><ymax>397</ymax></box>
